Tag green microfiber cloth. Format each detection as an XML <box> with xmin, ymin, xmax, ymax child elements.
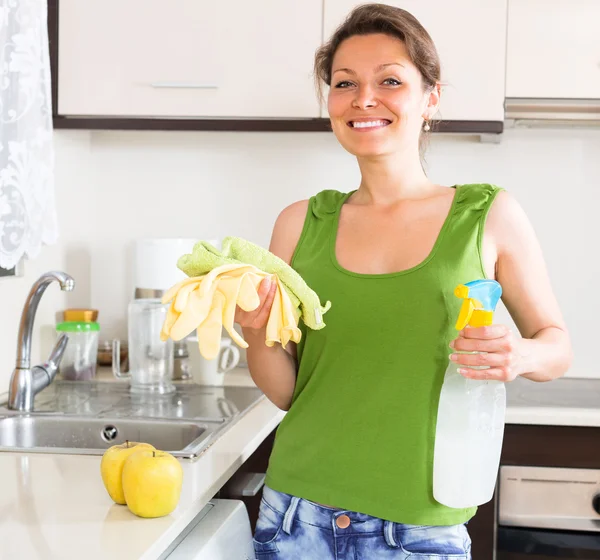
<box><xmin>177</xmin><ymin>236</ymin><xmax>331</xmax><ymax>330</ymax></box>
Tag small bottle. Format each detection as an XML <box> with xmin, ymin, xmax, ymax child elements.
<box><xmin>433</xmin><ymin>279</ymin><xmax>505</xmax><ymax>508</ymax></box>
<box><xmin>56</xmin><ymin>309</ymin><xmax>100</xmax><ymax>381</ymax></box>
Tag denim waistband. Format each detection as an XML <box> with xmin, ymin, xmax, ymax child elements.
<box><xmin>262</xmin><ymin>485</ymin><xmax>415</xmax><ymax>546</ymax></box>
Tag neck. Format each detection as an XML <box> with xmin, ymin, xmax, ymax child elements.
<box><xmin>354</xmin><ymin>146</ymin><xmax>436</xmax><ymax>205</ymax></box>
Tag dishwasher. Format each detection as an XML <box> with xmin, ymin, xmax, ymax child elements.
<box><xmin>497</xmin><ymin>466</ymin><xmax>600</xmax><ymax>559</ymax></box>
<box><xmin>162</xmin><ymin>499</ymin><xmax>256</xmax><ymax>560</ymax></box>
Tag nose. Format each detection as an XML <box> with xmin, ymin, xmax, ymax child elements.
<box><xmin>351</xmin><ymin>84</ymin><xmax>378</xmax><ymax>110</ymax></box>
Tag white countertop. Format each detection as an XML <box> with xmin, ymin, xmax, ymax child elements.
<box><xmin>505</xmin><ymin>375</ymin><xmax>600</xmax><ymax>427</ymax></box>
<box><xmin>0</xmin><ymin>368</ymin><xmax>285</xmax><ymax>560</ymax></box>
<box><xmin>0</xmin><ymin>366</ymin><xmax>598</xmax><ymax>559</ymax></box>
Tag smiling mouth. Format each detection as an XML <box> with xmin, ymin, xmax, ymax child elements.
<box><xmin>347</xmin><ymin>119</ymin><xmax>392</xmax><ymax>130</ymax></box>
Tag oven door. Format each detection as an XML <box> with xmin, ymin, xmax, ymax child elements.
<box><xmin>497</xmin><ymin>526</ymin><xmax>600</xmax><ymax>559</ymax></box>
<box><xmin>498</xmin><ymin>466</ymin><xmax>600</xmax><ymax>560</ymax></box>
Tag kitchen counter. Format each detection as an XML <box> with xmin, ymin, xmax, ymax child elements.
<box><xmin>0</xmin><ymin>367</ymin><xmax>285</xmax><ymax>560</ymax></box>
<box><xmin>506</xmin><ymin>375</ymin><xmax>600</xmax><ymax>427</ymax></box>
<box><xmin>1</xmin><ymin>366</ymin><xmax>598</xmax><ymax>559</ymax></box>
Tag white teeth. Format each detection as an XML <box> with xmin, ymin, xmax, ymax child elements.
<box><xmin>352</xmin><ymin>120</ymin><xmax>389</xmax><ymax>128</ymax></box>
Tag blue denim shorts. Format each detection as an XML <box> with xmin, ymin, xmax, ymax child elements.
<box><xmin>253</xmin><ymin>486</ymin><xmax>472</xmax><ymax>560</ymax></box>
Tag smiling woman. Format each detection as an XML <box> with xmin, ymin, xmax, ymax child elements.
<box><xmin>237</xmin><ymin>4</ymin><xmax>572</xmax><ymax>560</ymax></box>
<box><xmin>325</xmin><ymin>32</ymin><xmax>439</xmax><ymax>161</ymax></box>
<box><xmin>315</xmin><ymin>4</ymin><xmax>441</xmax><ymax>160</ymax></box>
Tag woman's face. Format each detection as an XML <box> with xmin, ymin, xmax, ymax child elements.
<box><xmin>327</xmin><ymin>33</ymin><xmax>439</xmax><ymax>159</ymax></box>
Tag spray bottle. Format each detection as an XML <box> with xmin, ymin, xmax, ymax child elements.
<box><xmin>433</xmin><ymin>279</ymin><xmax>505</xmax><ymax>508</ymax></box>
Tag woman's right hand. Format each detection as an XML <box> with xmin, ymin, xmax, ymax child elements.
<box><xmin>235</xmin><ymin>276</ymin><xmax>278</xmax><ymax>331</ymax></box>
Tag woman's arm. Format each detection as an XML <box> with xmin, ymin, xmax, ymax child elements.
<box><xmin>236</xmin><ymin>200</ymin><xmax>309</xmax><ymax>410</ymax></box>
<box><xmin>451</xmin><ymin>191</ymin><xmax>573</xmax><ymax>382</ymax></box>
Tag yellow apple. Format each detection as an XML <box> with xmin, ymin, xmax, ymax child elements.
<box><xmin>100</xmin><ymin>441</ymin><xmax>155</xmax><ymax>504</ymax></box>
<box><xmin>122</xmin><ymin>449</ymin><xmax>183</xmax><ymax>518</ymax></box>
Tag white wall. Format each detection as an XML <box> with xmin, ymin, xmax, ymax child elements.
<box><xmin>0</xmin><ymin>126</ymin><xmax>597</xmax><ymax>388</ymax></box>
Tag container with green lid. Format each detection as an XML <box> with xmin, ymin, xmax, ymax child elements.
<box><xmin>57</xmin><ymin>310</ymin><xmax>100</xmax><ymax>380</ymax></box>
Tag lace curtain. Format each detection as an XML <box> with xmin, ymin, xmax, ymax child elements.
<box><xmin>0</xmin><ymin>0</ymin><xmax>58</xmax><ymax>270</ymax></box>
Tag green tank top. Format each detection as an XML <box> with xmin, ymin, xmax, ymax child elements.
<box><xmin>264</xmin><ymin>183</ymin><xmax>503</xmax><ymax>526</ymax></box>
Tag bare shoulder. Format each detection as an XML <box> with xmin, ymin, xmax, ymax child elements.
<box><xmin>269</xmin><ymin>200</ymin><xmax>310</xmax><ymax>264</ymax></box>
<box><xmin>485</xmin><ymin>190</ymin><xmax>536</xmax><ymax>254</ymax></box>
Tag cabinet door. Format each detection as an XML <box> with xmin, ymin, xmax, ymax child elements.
<box><xmin>506</xmin><ymin>0</ymin><xmax>600</xmax><ymax>99</ymax></box>
<box><xmin>58</xmin><ymin>0</ymin><xmax>322</xmax><ymax>118</ymax></box>
<box><xmin>322</xmin><ymin>1</ymin><xmax>507</xmax><ymax>121</ymax></box>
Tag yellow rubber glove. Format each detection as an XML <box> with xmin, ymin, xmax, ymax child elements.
<box><xmin>266</xmin><ymin>275</ymin><xmax>301</xmax><ymax>348</ymax></box>
<box><xmin>177</xmin><ymin>237</ymin><xmax>332</xmax><ymax>330</ymax></box>
<box><xmin>161</xmin><ymin>265</ymin><xmax>256</xmax><ymax>343</ymax></box>
<box><xmin>161</xmin><ymin>264</ymin><xmax>303</xmax><ymax>360</ymax></box>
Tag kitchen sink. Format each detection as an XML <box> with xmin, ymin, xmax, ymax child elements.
<box><xmin>0</xmin><ymin>380</ymin><xmax>265</xmax><ymax>459</ymax></box>
<box><xmin>0</xmin><ymin>414</ymin><xmax>224</xmax><ymax>458</ymax></box>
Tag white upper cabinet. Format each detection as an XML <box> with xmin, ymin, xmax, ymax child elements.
<box><xmin>322</xmin><ymin>1</ymin><xmax>507</xmax><ymax>122</ymax></box>
<box><xmin>506</xmin><ymin>0</ymin><xmax>600</xmax><ymax>99</ymax></box>
<box><xmin>58</xmin><ymin>0</ymin><xmax>322</xmax><ymax>118</ymax></box>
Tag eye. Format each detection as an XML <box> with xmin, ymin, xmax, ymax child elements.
<box><xmin>334</xmin><ymin>80</ymin><xmax>354</xmax><ymax>89</ymax></box>
<box><xmin>382</xmin><ymin>78</ymin><xmax>402</xmax><ymax>86</ymax></box>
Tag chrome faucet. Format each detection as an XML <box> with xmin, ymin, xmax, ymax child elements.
<box><xmin>8</xmin><ymin>271</ymin><xmax>75</xmax><ymax>411</ymax></box>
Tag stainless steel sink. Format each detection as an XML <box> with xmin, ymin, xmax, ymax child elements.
<box><xmin>0</xmin><ymin>380</ymin><xmax>265</xmax><ymax>459</ymax></box>
<box><xmin>3</xmin><ymin>269</ymin><xmax>265</xmax><ymax>460</ymax></box>
<box><xmin>0</xmin><ymin>414</ymin><xmax>223</xmax><ymax>458</ymax></box>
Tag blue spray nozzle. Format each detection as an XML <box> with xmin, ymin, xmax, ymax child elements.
<box><xmin>454</xmin><ymin>279</ymin><xmax>502</xmax><ymax>330</ymax></box>
<box><xmin>457</xmin><ymin>279</ymin><xmax>503</xmax><ymax>311</ymax></box>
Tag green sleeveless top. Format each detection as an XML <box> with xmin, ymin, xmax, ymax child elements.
<box><xmin>264</xmin><ymin>184</ymin><xmax>503</xmax><ymax>526</ymax></box>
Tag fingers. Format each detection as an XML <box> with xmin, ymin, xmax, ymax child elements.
<box><xmin>235</xmin><ymin>276</ymin><xmax>278</xmax><ymax>329</ymax></box>
<box><xmin>257</xmin><ymin>276</ymin><xmax>274</xmax><ymax>300</ymax></box>
<box><xmin>457</xmin><ymin>366</ymin><xmax>518</xmax><ymax>382</ymax></box>
<box><xmin>448</xmin><ymin>323</ymin><xmax>520</xmax><ymax>382</ymax></box>
<box><xmin>450</xmin><ymin>350</ymin><xmax>513</xmax><ymax>369</ymax></box>
<box><xmin>451</xmin><ymin>334</ymin><xmax>515</xmax><ymax>354</ymax></box>
<box><xmin>451</xmin><ymin>325</ymin><xmax>515</xmax><ymax>358</ymax></box>
<box><xmin>459</xmin><ymin>325</ymin><xmax>509</xmax><ymax>340</ymax></box>
<box><xmin>251</xmin><ymin>277</ymin><xmax>278</xmax><ymax>327</ymax></box>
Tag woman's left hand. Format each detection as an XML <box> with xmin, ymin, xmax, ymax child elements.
<box><xmin>449</xmin><ymin>325</ymin><xmax>522</xmax><ymax>382</ymax></box>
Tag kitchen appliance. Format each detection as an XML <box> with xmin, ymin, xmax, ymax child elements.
<box><xmin>133</xmin><ymin>238</ymin><xmax>203</xmax><ymax>298</ymax></box>
<box><xmin>497</xmin><ymin>465</ymin><xmax>600</xmax><ymax>559</ymax></box>
<box><xmin>163</xmin><ymin>499</ymin><xmax>255</xmax><ymax>559</ymax></box>
<box><xmin>132</xmin><ymin>238</ymin><xmax>219</xmax><ymax>381</ymax></box>
<box><xmin>112</xmin><ymin>298</ymin><xmax>175</xmax><ymax>394</ymax></box>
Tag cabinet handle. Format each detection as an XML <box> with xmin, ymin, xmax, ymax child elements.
<box><xmin>150</xmin><ymin>81</ymin><xmax>219</xmax><ymax>89</ymax></box>
<box><xmin>221</xmin><ymin>472</ymin><xmax>266</xmax><ymax>497</ymax></box>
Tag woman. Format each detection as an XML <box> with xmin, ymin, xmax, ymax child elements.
<box><xmin>236</xmin><ymin>4</ymin><xmax>572</xmax><ymax>559</ymax></box>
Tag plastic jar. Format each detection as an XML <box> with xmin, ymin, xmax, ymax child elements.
<box><xmin>57</xmin><ymin>309</ymin><xmax>100</xmax><ymax>381</ymax></box>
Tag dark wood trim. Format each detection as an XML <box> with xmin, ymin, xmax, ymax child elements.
<box><xmin>501</xmin><ymin>424</ymin><xmax>600</xmax><ymax>469</ymax></box>
<box><xmin>435</xmin><ymin>120</ymin><xmax>503</xmax><ymax>134</ymax></box>
<box><xmin>52</xmin><ymin>116</ymin><xmax>503</xmax><ymax>134</ymax></box>
<box><xmin>48</xmin><ymin>1</ymin><xmax>503</xmax><ymax>135</ymax></box>
<box><xmin>469</xmin><ymin>498</ymin><xmax>496</xmax><ymax>560</ymax></box>
<box><xmin>48</xmin><ymin>0</ymin><xmax>58</xmax><ymax>117</ymax></box>
<box><xmin>52</xmin><ymin>116</ymin><xmax>332</xmax><ymax>132</ymax></box>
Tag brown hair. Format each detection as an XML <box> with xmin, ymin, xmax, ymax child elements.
<box><xmin>314</xmin><ymin>3</ymin><xmax>441</xmax><ymax>136</ymax></box>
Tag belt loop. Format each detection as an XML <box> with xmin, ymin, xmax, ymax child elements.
<box><xmin>384</xmin><ymin>521</ymin><xmax>399</xmax><ymax>548</ymax></box>
<box><xmin>282</xmin><ymin>496</ymin><xmax>301</xmax><ymax>535</ymax></box>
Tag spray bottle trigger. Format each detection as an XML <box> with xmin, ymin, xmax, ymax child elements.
<box><xmin>455</xmin><ymin>298</ymin><xmax>475</xmax><ymax>330</ymax></box>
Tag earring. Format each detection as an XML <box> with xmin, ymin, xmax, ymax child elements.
<box><xmin>423</xmin><ymin>120</ymin><xmax>431</xmax><ymax>132</ymax></box>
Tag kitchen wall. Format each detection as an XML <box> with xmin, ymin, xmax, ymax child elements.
<box><xmin>0</xmin><ymin>127</ymin><xmax>598</xmax><ymax>387</ymax></box>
